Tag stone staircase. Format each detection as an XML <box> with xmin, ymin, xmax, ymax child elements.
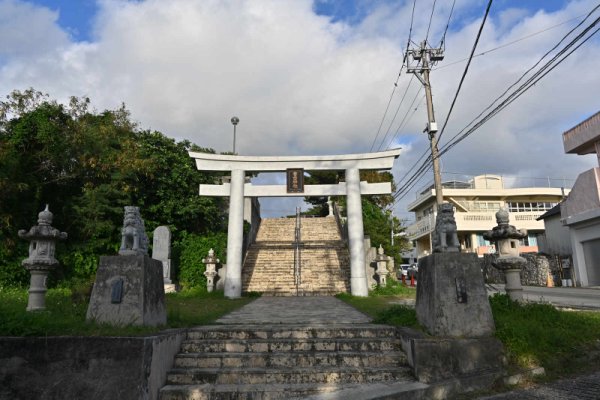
<box><xmin>159</xmin><ymin>324</ymin><xmax>417</xmax><ymax>400</ymax></box>
<box><xmin>242</xmin><ymin>217</ymin><xmax>350</xmax><ymax>296</ymax></box>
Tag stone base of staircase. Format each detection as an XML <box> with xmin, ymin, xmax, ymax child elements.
<box><xmin>159</xmin><ymin>324</ymin><xmax>419</xmax><ymax>400</ymax></box>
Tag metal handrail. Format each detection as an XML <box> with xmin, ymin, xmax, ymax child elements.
<box><xmin>293</xmin><ymin>207</ymin><xmax>302</xmax><ymax>295</ymax></box>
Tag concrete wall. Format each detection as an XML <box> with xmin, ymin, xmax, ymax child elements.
<box><xmin>0</xmin><ymin>330</ymin><xmax>185</xmax><ymax>400</ymax></box>
<box><xmin>538</xmin><ymin>214</ymin><xmax>572</xmax><ymax>256</ymax></box>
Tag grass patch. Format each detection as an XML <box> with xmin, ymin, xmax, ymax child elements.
<box><xmin>166</xmin><ymin>288</ymin><xmax>254</xmax><ymax>327</ymax></box>
<box><xmin>0</xmin><ymin>286</ymin><xmax>254</xmax><ymax>336</ymax></box>
<box><xmin>490</xmin><ymin>294</ymin><xmax>600</xmax><ymax>378</ymax></box>
<box><xmin>336</xmin><ymin>282</ymin><xmax>419</xmax><ymax>329</ymax></box>
<box><xmin>338</xmin><ymin>287</ymin><xmax>600</xmax><ymax>380</ymax></box>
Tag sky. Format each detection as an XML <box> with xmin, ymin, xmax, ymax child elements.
<box><xmin>1</xmin><ymin>0</ymin><xmax>599</xmax><ymax>220</ymax></box>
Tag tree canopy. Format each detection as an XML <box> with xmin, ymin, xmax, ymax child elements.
<box><xmin>0</xmin><ymin>89</ymin><xmax>227</xmax><ymax>287</ymax></box>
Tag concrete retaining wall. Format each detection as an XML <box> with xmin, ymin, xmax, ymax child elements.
<box><xmin>0</xmin><ymin>330</ymin><xmax>186</xmax><ymax>400</ymax></box>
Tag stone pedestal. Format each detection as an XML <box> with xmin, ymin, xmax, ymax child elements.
<box><xmin>416</xmin><ymin>253</ymin><xmax>495</xmax><ymax>337</ymax></box>
<box><xmin>86</xmin><ymin>255</ymin><xmax>166</xmax><ymax>326</ymax></box>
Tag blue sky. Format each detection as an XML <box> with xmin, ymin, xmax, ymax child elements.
<box><xmin>31</xmin><ymin>0</ymin><xmax>575</xmax><ymax>42</ymax></box>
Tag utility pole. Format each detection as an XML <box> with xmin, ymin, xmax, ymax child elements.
<box><xmin>406</xmin><ymin>41</ymin><xmax>444</xmax><ymax>206</ymax></box>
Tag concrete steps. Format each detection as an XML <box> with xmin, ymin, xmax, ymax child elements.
<box><xmin>159</xmin><ymin>324</ymin><xmax>415</xmax><ymax>400</ymax></box>
<box><xmin>242</xmin><ymin>217</ymin><xmax>350</xmax><ymax>296</ymax></box>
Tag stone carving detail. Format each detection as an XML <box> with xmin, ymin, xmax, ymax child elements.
<box><xmin>203</xmin><ymin>249</ymin><xmax>220</xmax><ymax>293</ymax></box>
<box><xmin>432</xmin><ymin>203</ymin><xmax>460</xmax><ymax>253</ymax></box>
<box><xmin>119</xmin><ymin>206</ymin><xmax>148</xmax><ymax>255</ymax></box>
<box><xmin>483</xmin><ymin>207</ymin><xmax>527</xmax><ymax>301</ymax></box>
<box><xmin>18</xmin><ymin>205</ymin><xmax>67</xmax><ymax>311</ymax></box>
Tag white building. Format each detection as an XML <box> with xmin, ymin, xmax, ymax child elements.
<box><xmin>561</xmin><ymin>111</ymin><xmax>600</xmax><ymax>287</ymax></box>
<box><xmin>406</xmin><ymin>175</ymin><xmax>568</xmax><ymax>258</ymax></box>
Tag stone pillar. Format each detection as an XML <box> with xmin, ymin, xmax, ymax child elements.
<box><xmin>225</xmin><ymin>169</ymin><xmax>245</xmax><ymax>298</ymax></box>
<box><xmin>152</xmin><ymin>226</ymin><xmax>172</xmax><ymax>286</ymax></box>
<box><xmin>346</xmin><ymin>168</ymin><xmax>368</xmax><ymax>296</ymax></box>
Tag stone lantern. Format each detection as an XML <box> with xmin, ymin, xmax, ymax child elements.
<box><xmin>203</xmin><ymin>249</ymin><xmax>220</xmax><ymax>293</ymax></box>
<box><xmin>18</xmin><ymin>205</ymin><xmax>67</xmax><ymax>311</ymax></box>
<box><xmin>483</xmin><ymin>208</ymin><xmax>527</xmax><ymax>301</ymax></box>
<box><xmin>375</xmin><ymin>245</ymin><xmax>390</xmax><ymax>287</ymax></box>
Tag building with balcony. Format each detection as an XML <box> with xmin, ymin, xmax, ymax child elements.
<box><xmin>561</xmin><ymin>111</ymin><xmax>600</xmax><ymax>286</ymax></box>
<box><xmin>406</xmin><ymin>174</ymin><xmax>568</xmax><ymax>258</ymax></box>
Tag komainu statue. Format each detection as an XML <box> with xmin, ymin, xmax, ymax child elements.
<box><xmin>432</xmin><ymin>203</ymin><xmax>460</xmax><ymax>253</ymax></box>
<box><xmin>119</xmin><ymin>206</ymin><xmax>148</xmax><ymax>255</ymax></box>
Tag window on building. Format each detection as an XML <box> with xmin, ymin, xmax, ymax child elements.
<box><xmin>476</xmin><ymin>234</ymin><xmax>491</xmax><ymax>247</ymax></box>
<box><xmin>508</xmin><ymin>202</ymin><xmax>556</xmax><ymax>212</ymax></box>
<box><xmin>519</xmin><ymin>234</ymin><xmax>539</xmax><ymax>247</ymax></box>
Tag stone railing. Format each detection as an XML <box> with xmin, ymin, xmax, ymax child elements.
<box><xmin>333</xmin><ymin>202</ymin><xmax>348</xmax><ymax>243</ymax></box>
<box><xmin>243</xmin><ymin>197</ymin><xmax>262</xmax><ymax>256</ymax></box>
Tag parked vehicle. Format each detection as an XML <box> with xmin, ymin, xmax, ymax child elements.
<box><xmin>397</xmin><ymin>264</ymin><xmax>410</xmax><ymax>280</ymax></box>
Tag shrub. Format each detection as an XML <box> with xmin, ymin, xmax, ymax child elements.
<box><xmin>174</xmin><ymin>231</ymin><xmax>227</xmax><ymax>290</ymax></box>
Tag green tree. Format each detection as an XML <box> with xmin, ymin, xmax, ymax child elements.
<box><xmin>302</xmin><ymin>169</ymin><xmax>409</xmax><ymax>265</ymax></box>
<box><xmin>0</xmin><ymin>89</ymin><xmax>228</xmax><ymax>287</ymax></box>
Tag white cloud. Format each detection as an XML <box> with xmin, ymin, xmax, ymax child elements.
<box><xmin>0</xmin><ymin>0</ymin><xmax>598</xmax><ymax>217</ymax></box>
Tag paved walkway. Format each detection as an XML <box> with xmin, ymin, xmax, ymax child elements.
<box><xmin>487</xmin><ymin>284</ymin><xmax>600</xmax><ymax>310</ymax></box>
<box><xmin>216</xmin><ymin>296</ymin><xmax>371</xmax><ymax>324</ymax></box>
<box><xmin>477</xmin><ymin>371</ymin><xmax>600</xmax><ymax>399</ymax></box>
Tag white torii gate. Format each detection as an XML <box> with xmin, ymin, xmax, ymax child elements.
<box><xmin>189</xmin><ymin>149</ymin><xmax>401</xmax><ymax>298</ymax></box>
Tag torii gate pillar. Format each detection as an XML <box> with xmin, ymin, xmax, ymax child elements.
<box><xmin>224</xmin><ymin>169</ymin><xmax>245</xmax><ymax>298</ymax></box>
<box><xmin>346</xmin><ymin>168</ymin><xmax>368</xmax><ymax>296</ymax></box>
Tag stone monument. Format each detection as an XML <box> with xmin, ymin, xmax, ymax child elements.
<box><xmin>409</xmin><ymin>204</ymin><xmax>504</xmax><ymax>386</ymax></box>
<box><xmin>18</xmin><ymin>205</ymin><xmax>67</xmax><ymax>311</ymax></box>
<box><xmin>375</xmin><ymin>245</ymin><xmax>390</xmax><ymax>287</ymax></box>
<box><xmin>152</xmin><ymin>226</ymin><xmax>176</xmax><ymax>293</ymax></box>
<box><xmin>416</xmin><ymin>204</ymin><xmax>495</xmax><ymax>337</ymax></box>
<box><xmin>202</xmin><ymin>249</ymin><xmax>220</xmax><ymax>293</ymax></box>
<box><xmin>483</xmin><ymin>207</ymin><xmax>527</xmax><ymax>301</ymax></box>
<box><xmin>87</xmin><ymin>206</ymin><xmax>166</xmax><ymax>326</ymax></box>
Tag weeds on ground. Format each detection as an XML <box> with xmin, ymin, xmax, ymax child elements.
<box><xmin>369</xmin><ymin>279</ymin><xmax>416</xmax><ymax>297</ymax></box>
<box><xmin>336</xmin><ymin>281</ymin><xmax>419</xmax><ymax>329</ymax></box>
<box><xmin>490</xmin><ymin>293</ymin><xmax>600</xmax><ymax>378</ymax></box>
<box><xmin>0</xmin><ymin>286</ymin><xmax>254</xmax><ymax>336</ymax></box>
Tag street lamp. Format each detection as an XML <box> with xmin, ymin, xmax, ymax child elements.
<box><xmin>231</xmin><ymin>116</ymin><xmax>239</xmax><ymax>154</ymax></box>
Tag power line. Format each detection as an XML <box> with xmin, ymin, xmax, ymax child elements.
<box><xmin>434</xmin><ymin>12</ymin><xmax>591</xmax><ymax>71</ymax></box>
<box><xmin>439</xmin><ymin>7</ymin><xmax>600</xmax><ymax>156</ymax></box>
<box><xmin>369</xmin><ymin>0</ymin><xmax>417</xmax><ymax>152</ymax></box>
<box><xmin>440</xmin><ymin>0</ymin><xmax>457</xmax><ymax>49</ymax></box>
<box><xmin>437</xmin><ymin>0</ymin><xmax>493</xmax><ymax>144</ymax></box>
<box><xmin>391</xmin><ymin>1</ymin><xmax>597</xmax><ymax>207</ymax></box>
<box><xmin>439</xmin><ymin>18</ymin><xmax>600</xmax><ymax>158</ymax></box>
<box><xmin>383</xmin><ymin>92</ymin><xmax>424</xmax><ymax>150</ymax></box>
<box><xmin>425</xmin><ymin>0</ymin><xmax>438</xmax><ymax>44</ymax></box>
<box><xmin>370</xmin><ymin>67</ymin><xmax>403</xmax><ymax>152</ymax></box>
<box><xmin>376</xmin><ymin>75</ymin><xmax>415</xmax><ymax>151</ymax></box>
